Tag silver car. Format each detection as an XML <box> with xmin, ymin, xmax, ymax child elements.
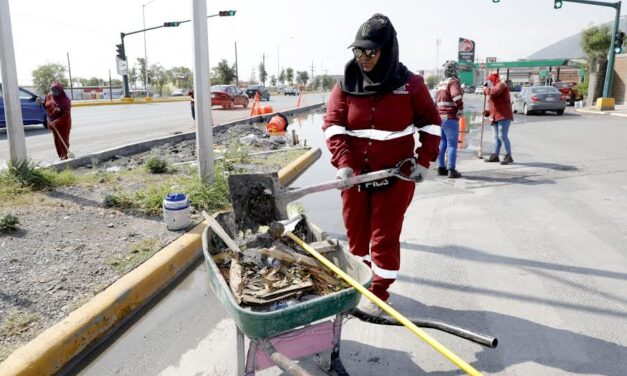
<box><xmin>512</xmin><ymin>86</ymin><xmax>566</xmax><ymax>115</ymax></box>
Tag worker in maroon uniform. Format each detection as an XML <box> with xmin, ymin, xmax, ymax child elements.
<box><xmin>38</xmin><ymin>82</ymin><xmax>72</xmax><ymax>160</ymax></box>
<box><xmin>483</xmin><ymin>72</ymin><xmax>514</xmax><ymax>164</ymax></box>
<box><xmin>435</xmin><ymin>61</ymin><xmax>464</xmax><ymax>178</ymax></box>
<box><xmin>323</xmin><ymin>14</ymin><xmax>441</xmax><ymax>315</ymax></box>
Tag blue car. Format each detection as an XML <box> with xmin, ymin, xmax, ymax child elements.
<box><xmin>0</xmin><ymin>84</ymin><xmax>47</xmax><ymax>128</ymax></box>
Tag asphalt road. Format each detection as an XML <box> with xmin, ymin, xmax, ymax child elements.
<box><xmin>0</xmin><ymin>93</ymin><xmax>326</xmax><ymax>166</ymax></box>
<box><xmin>75</xmin><ymin>95</ymin><xmax>627</xmax><ymax>375</ymax></box>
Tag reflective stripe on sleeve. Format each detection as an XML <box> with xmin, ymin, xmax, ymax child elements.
<box><xmin>324</xmin><ymin>125</ymin><xmax>347</xmax><ymax>139</ymax></box>
<box><xmin>418</xmin><ymin>124</ymin><xmax>441</xmax><ymax>137</ymax></box>
<box><xmin>354</xmin><ymin>254</ymin><xmax>372</xmax><ymax>263</ymax></box>
<box><xmin>371</xmin><ymin>263</ymin><xmax>398</xmax><ymax>279</ymax></box>
<box><xmin>437</xmin><ymin>101</ymin><xmax>455</xmax><ymax>107</ymax></box>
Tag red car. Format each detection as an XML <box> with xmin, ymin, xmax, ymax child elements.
<box><xmin>553</xmin><ymin>81</ymin><xmax>581</xmax><ymax>106</ymax></box>
<box><xmin>211</xmin><ymin>85</ymin><xmax>249</xmax><ymax>109</ymax></box>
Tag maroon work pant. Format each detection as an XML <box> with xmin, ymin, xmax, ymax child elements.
<box><xmin>51</xmin><ymin>123</ymin><xmax>71</xmax><ymax>159</ymax></box>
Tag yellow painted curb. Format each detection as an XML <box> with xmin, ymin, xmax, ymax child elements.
<box><xmin>0</xmin><ymin>221</ymin><xmax>206</xmax><ymax>376</ymax></box>
<box><xmin>278</xmin><ymin>147</ymin><xmax>322</xmax><ymax>186</ymax></box>
<box><xmin>73</xmin><ymin>97</ymin><xmax>190</xmax><ymax>107</ymax></box>
<box><xmin>595</xmin><ymin>97</ymin><xmax>616</xmax><ymax>111</ymax></box>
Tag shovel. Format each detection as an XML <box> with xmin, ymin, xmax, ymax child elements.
<box><xmin>228</xmin><ymin>158</ymin><xmax>416</xmax><ymax>231</ymax></box>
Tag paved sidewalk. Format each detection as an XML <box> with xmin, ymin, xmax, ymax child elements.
<box><xmin>576</xmin><ymin>103</ymin><xmax>627</xmax><ymax>118</ymax></box>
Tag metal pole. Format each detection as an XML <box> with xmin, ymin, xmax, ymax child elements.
<box><xmin>121</xmin><ymin>33</ymin><xmax>130</xmax><ymax>98</ymax></box>
<box><xmin>277</xmin><ymin>43</ymin><xmax>280</xmax><ymax>87</ymax></box>
<box><xmin>235</xmin><ymin>41</ymin><xmax>239</xmax><ymax>85</ymax></box>
<box><xmin>143</xmin><ymin>4</ymin><xmax>148</xmax><ymax>97</ymax></box>
<box><xmin>0</xmin><ymin>0</ymin><xmax>27</xmax><ymax>164</ymax></box>
<box><xmin>67</xmin><ymin>52</ymin><xmax>74</xmax><ymax>100</ymax></box>
<box><xmin>191</xmin><ymin>0</ymin><xmax>214</xmax><ymax>182</ymax></box>
<box><xmin>603</xmin><ymin>1</ymin><xmax>621</xmax><ymax>97</ymax></box>
<box><xmin>109</xmin><ymin>69</ymin><xmax>113</xmax><ymax>101</ymax></box>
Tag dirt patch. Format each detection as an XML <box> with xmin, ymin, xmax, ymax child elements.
<box><xmin>0</xmin><ymin>122</ymin><xmax>307</xmax><ymax>362</ymax></box>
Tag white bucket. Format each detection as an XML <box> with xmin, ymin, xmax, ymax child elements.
<box><xmin>163</xmin><ymin>193</ymin><xmax>191</xmax><ymax>231</ymax></box>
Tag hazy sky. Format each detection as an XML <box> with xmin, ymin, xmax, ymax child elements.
<box><xmin>5</xmin><ymin>0</ymin><xmax>626</xmax><ymax>85</ymax></box>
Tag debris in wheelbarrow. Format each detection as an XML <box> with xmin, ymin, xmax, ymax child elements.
<box><xmin>211</xmin><ymin>235</ymin><xmax>350</xmax><ymax>311</ymax></box>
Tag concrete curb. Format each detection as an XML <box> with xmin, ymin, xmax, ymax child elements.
<box><xmin>576</xmin><ymin>108</ymin><xmax>627</xmax><ymax>117</ymax></box>
<box><xmin>0</xmin><ymin>141</ymin><xmax>321</xmax><ymax>376</ymax></box>
<box><xmin>52</xmin><ymin>103</ymin><xmax>324</xmax><ymax>171</ymax></box>
<box><xmin>72</xmin><ymin>97</ymin><xmax>190</xmax><ymax>107</ymax></box>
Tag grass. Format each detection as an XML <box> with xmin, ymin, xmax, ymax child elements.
<box><xmin>254</xmin><ymin>149</ymin><xmax>307</xmax><ymax>167</ymax></box>
<box><xmin>107</xmin><ymin>238</ymin><xmax>162</xmax><ymax>275</ymax></box>
<box><xmin>0</xmin><ymin>161</ymin><xmax>78</xmax><ymax>207</ymax></box>
<box><xmin>0</xmin><ymin>310</ymin><xmax>39</xmax><ymax>338</ymax></box>
<box><xmin>103</xmin><ymin>162</ymin><xmax>237</xmax><ymax>216</ymax></box>
<box><xmin>145</xmin><ymin>155</ymin><xmax>169</xmax><ymax>174</ymax></box>
<box><xmin>0</xmin><ymin>213</ymin><xmax>20</xmax><ymax>233</ymax></box>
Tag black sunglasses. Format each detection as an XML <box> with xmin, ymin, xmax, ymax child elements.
<box><xmin>353</xmin><ymin>48</ymin><xmax>378</xmax><ymax>59</ymax></box>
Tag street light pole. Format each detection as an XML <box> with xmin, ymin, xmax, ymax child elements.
<box><xmin>142</xmin><ymin>0</ymin><xmax>157</xmax><ymax>98</ymax></box>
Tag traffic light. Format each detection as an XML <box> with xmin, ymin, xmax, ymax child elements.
<box><xmin>492</xmin><ymin>0</ymin><xmax>500</xmax><ymax>3</ymax></box>
<box><xmin>554</xmin><ymin>0</ymin><xmax>563</xmax><ymax>9</ymax></box>
<box><xmin>163</xmin><ymin>21</ymin><xmax>181</xmax><ymax>27</ymax></box>
<box><xmin>116</xmin><ymin>43</ymin><xmax>125</xmax><ymax>59</ymax></box>
<box><xmin>218</xmin><ymin>10</ymin><xmax>236</xmax><ymax>16</ymax></box>
<box><xmin>615</xmin><ymin>31</ymin><xmax>625</xmax><ymax>54</ymax></box>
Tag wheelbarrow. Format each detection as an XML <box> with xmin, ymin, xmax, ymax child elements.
<box><xmin>202</xmin><ymin>212</ymin><xmax>497</xmax><ymax>376</ymax></box>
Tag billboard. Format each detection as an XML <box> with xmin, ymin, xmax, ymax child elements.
<box><xmin>458</xmin><ymin>38</ymin><xmax>475</xmax><ymax>64</ymax></box>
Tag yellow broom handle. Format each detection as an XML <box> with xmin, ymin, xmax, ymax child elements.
<box><xmin>286</xmin><ymin>231</ymin><xmax>483</xmax><ymax>376</ymax></box>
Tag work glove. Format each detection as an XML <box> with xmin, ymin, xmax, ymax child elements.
<box><xmin>410</xmin><ymin>163</ymin><xmax>429</xmax><ymax>183</ymax></box>
<box><xmin>483</xmin><ymin>110</ymin><xmax>490</xmax><ymax>117</ymax></box>
<box><xmin>336</xmin><ymin>167</ymin><xmax>354</xmax><ymax>190</ymax></box>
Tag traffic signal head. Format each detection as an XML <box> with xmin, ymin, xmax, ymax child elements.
<box><xmin>163</xmin><ymin>21</ymin><xmax>181</xmax><ymax>27</ymax></box>
<box><xmin>116</xmin><ymin>43</ymin><xmax>125</xmax><ymax>59</ymax></box>
<box><xmin>615</xmin><ymin>31</ymin><xmax>625</xmax><ymax>54</ymax></box>
<box><xmin>492</xmin><ymin>0</ymin><xmax>500</xmax><ymax>3</ymax></box>
<box><xmin>218</xmin><ymin>10</ymin><xmax>236</xmax><ymax>16</ymax></box>
<box><xmin>554</xmin><ymin>0</ymin><xmax>563</xmax><ymax>9</ymax></box>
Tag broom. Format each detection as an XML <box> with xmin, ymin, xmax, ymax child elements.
<box><xmin>49</xmin><ymin>124</ymin><xmax>75</xmax><ymax>159</ymax></box>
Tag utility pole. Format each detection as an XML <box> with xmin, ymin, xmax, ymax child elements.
<box><xmin>67</xmin><ymin>52</ymin><xmax>74</xmax><ymax>100</ymax></box>
<box><xmin>311</xmin><ymin>61</ymin><xmax>315</xmax><ymax>87</ymax></box>
<box><xmin>262</xmin><ymin>53</ymin><xmax>266</xmax><ymax>86</ymax></box>
<box><xmin>108</xmin><ymin>69</ymin><xmax>113</xmax><ymax>101</ymax></box>
<box><xmin>0</xmin><ymin>0</ymin><xmax>27</xmax><ymax>164</ymax></box>
<box><xmin>191</xmin><ymin>0</ymin><xmax>214</xmax><ymax>182</ymax></box>
<box><xmin>234</xmin><ymin>41</ymin><xmax>239</xmax><ymax>85</ymax></box>
<box><xmin>435</xmin><ymin>37</ymin><xmax>441</xmax><ymax>77</ymax></box>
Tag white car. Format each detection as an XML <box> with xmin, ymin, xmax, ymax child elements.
<box><xmin>474</xmin><ymin>87</ymin><xmax>484</xmax><ymax>95</ymax></box>
<box><xmin>283</xmin><ymin>87</ymin><xmax>300</xmax><ymax>96</ymax></box>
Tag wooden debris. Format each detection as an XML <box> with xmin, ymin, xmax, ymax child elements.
<box><xmin>229</xmin><ymin>259</ymin><xmax>244</xmax><ymax>304</ymax></box>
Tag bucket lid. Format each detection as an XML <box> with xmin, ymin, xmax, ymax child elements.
<box><xmin>165</xmin><ymin>193</ymin><xmax>187</xmax><ymax>202</ymax></box>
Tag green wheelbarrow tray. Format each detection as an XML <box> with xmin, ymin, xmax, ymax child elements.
<box><xmin>201</xmin><ymin>211</ymin><xmax>372</xmax><ymax>339</ymax></box>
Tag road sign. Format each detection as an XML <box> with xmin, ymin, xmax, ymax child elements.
<box><xmin>486</xmin><ymin>57</ymin><xmax>497</xmax><ymax>64</ymax></box>
<box><xmin>539</xmin><ymin>70</ymin><xmax>549</xmax><ymax>78</ymax></box>
<box><xmin>116</xmin><ymin>57</ymin><xmax>128</xmax><ymax>75</ymax></box>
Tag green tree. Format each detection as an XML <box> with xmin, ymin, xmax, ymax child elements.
<box><xmin>581</xmin><ymin>25</ymin><xmax>612</xmax><ymax>60</ymax></box>
<box><xmin>212</xmin><ymin>59</ymin><xmax>236</xmax><ymax>84</ymax></box>
<box><xmin>135</xmin><ymin>58</ymin><xmax>151</xmax><ymax>88</ymax></box>
<box><xmin>168</xmin><ymin>66</ymin><xmax>193</xmax><ymax>88</ymax></box>
<box><xmin>150</xmin><ymin>64</ymin><xmax>168</xmax><ymax>96</ymax></box>
<box><xmin>322</xmin><ymin>75</ymin><xmax>335</xmax><ymax>91</ymax></box>
<box><xmin>286</xmin><ymin>67</ymin><xmax>294</xmax><ymax>85</ymax></box>
<box><xmin>278</xmin><ymin>69</ymin><xmax>286</xmax><ymax>86</ymax></box>
<box><xmin>426</xmin><ymin>75</ymin><xmax>441</xmax><ymax>89</ymax></box>
<box><xmin>110</xmin><ymin>78</ymin><xmax>123</xmax><ymax>87</ymax></box>
<box><xmin>86</xmin><ymin>77</ymin><xmax>104</xmax><ymax>86</ymax></box>
<box><xmin>128</xmin><ymin>67</ymin><xmax>138</xmax><ymax>90</ymax></box>
<box><xmin>31</xmin><ymin>63</ymin><xmax>68</xmax><ymax>95</ymax></box>
<box><xmin>270</xmin><ymin>75</ymin><xmax>277</xmax><ymax>87</ymax></box>
<box><xmin>258</xmin><ymin>62</ymin><xmax>268</xmax><ymax>86</ymax></box>
<box><xmin>296</xmin><ymin>70</ymin><xmax>309</xmax><ymax>86</ymax></box>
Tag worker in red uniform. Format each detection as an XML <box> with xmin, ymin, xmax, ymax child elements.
<box><xmin>435</xmin><ymin>61</ymin><xmax>464</xmax><ymax>178</ymax></box>
<box><xmin>38</xmin><ymin>82</ymin><xmax>72</xmax><ymax>160</ymax></box>
<box><xmin>483</xmin><ymin>72</ymin><xmax>514</xmax><ymax>164</ymax></box>
<box><xmin>323</xmin><ymin>14</ymin><xmax>441</xmax><ymax>315</ymax></box>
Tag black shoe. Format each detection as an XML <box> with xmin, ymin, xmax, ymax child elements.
<box><xmin>448</xmin><ymin>169</ymin><xmax>462</xmax><ymax>179</ymax></box>
<box><xmin>485</xmin><ymin>154</ymin><xmax>500</xmax><ymax>163</ymax></box>
<box><xmin>437</xmin><ymin>167</ymin><xmax>448</xmax><ymax>176</ymax></box>
<box><xmin>500</xmin><ymin>154</ymin><xmax>514</xmax><ymax>165</ymax></box>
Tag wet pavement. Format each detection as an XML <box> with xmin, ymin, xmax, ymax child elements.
<box><xmin>73</xmin><ymin>95</ymin><xmax>627</xmax><ymax>375</ymax></box>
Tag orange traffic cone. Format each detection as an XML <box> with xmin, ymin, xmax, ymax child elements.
<box><xmin>458</xmin><ymin>116</ymin><xmax>467</xmax><ymax>147</ymax></box>
<box><xmin>249</xmin><ymin>91</ymin><xmax>261</xmax><ymax>117</ymax></box>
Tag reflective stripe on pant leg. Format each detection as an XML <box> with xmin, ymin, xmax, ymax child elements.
<box><xmin>368</xmin><ymin>180</ymin><xmax>415</xmax><ymax>301</ymax></box>
<box><xmin>341</xmin><ymin>186</ymin><xmax>371</xmax><ymax>263</ymax></box>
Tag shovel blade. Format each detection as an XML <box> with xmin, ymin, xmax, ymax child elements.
<box><xmin>228</xmin><ymin>172</ymin><xmax>283</xmax><ymax>232</ymax></box>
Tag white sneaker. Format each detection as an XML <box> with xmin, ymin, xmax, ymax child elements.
<box><xmin>356</xmin><ymin>297</ymin><xmax>385</xmax><ymax>317</ymax></box>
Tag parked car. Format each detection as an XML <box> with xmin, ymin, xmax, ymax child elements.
<box><xmin>171</xmin><ymin>89</ymin><xmax>186</xmax><ymax>97</ymax></box>
<box><xmin>0</xmin><ymin>84</ymin><xmax>47</xmax><ymax>128</ymax></box>
<box><xmin>474</xmin><ymin>86</ymin><xmax>484</xmax><ymax>95</ymax></box>
<box><xmin>210</xmin><ymin>85</ymin><xmax>249</xmax><ymax>109</ymax></box>
<box><xmin>282</xmin><ymin>87</ymin><xmax>300</xmax><ymax>96</ymax></box>
<box><xmin>512</xmin><ymin>86</ymin><xmax>566</xmax><ymax>115</ymax></box>
<box><xmin>246</xmin><ymin>85</ymin><xmax>270</xmax><ymax>101</ymax></box>
<box><xmin>464</xmin><ymin>85</ymin><xmax>476</xmax><ymax>94</ymax></box>
<box><xmin>553</xmin><ymin>81</ymin><xmax>582</xmax><ymax>106</ymax></box>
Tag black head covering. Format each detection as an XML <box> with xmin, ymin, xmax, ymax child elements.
<box><xmin>340</xmin><ymin>14</ymin><xmax>410</xmax><ymax>96</ymax></box>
